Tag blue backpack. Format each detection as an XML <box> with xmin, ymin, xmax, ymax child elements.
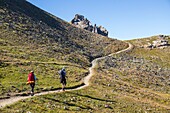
<box><xmin>60</xmin><ymin>70</ymin><xmax>66</xmax><ymax>78</ymax></box>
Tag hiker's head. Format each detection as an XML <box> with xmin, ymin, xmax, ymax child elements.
<box><xmin>31</xmin><ymin>70</ymin><xmax>34</xmax><ymax>73</ymax></box>
<box><xmin>62</xmin><ymin>67</ymin><xmax>65</xmax><ymax>71</ymax></box>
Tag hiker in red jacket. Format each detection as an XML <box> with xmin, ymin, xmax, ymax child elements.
<box><xmin>27</xmin><ymin>70</ymin><xmax>36</xmax><ymax>96</ymax></box>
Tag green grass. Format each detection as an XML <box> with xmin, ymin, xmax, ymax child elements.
<box><xmin>1</xmin><ymin>36</ymin><xmax>170</xmax><ymax>113</ymax></box>
<box><xmin>127</xmin><ymin>35</ymin><xmax>170</xmax><ymax>68</ymax></box>
<box><xmin>1</xmin><ymin>74</ymin><xmax>169</xmax><ymax>112</ymax></box>
<box><xmin>1</xmin><ymin>37</ymin><xmax>170</xmax><ymax>112</ymax></box>
<box><xmin>0</xmin><ymin>62</ymin><xmax>87</xmax><ymax>96</ymax></box>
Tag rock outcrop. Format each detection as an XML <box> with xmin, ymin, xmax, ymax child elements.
<box><xmin>143</xmin><ymin>35</ymin><xmax>169</xmax><ymax>49</ymax></box>
<box><xmin>71</xmin><ymin>14</ymin><xmax>108</xmax><ymax>36</ymax></box>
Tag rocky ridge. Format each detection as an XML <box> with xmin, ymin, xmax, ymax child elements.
<box><xmin>71</xmin><ymin>14</ymin><xmax>108</xmax><ymax>36</ymax></box>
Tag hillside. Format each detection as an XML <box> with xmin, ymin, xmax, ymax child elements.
<box><xmin>1</xmin><ymin>0</ymin><xmax>169</xmax><ymax>113</ymax></box>
<box><xmin>0</xmin><ymin>0</ymin><xmax>128</xmax><ymax>99</ymax></box>
<box><xmin>1</xmin><ymin>35</ymin><xmax>170</xmax><ymax>113</ymax></box>
<box><xmin>0</xmin><ymin>0</ymin><xmax>128</xmax><ymax>66</ymax></box>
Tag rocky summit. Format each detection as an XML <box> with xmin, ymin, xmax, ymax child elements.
<box><xmin>71</xmin><ymin>14</ymin><xmax>108</xmax><ymax>36</ymax></box>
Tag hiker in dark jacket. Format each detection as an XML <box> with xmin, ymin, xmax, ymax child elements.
<box><xmin>59</xmin><ymin>67</ymin><xmax>67</xmax><ymax>91</ymax></box>
<box><xmin>27</xmin><ymin>70</ymin><xmax>37</xmax><ymax>96</ymax></box>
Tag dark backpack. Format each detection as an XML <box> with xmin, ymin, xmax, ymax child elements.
<box><xmin>60</xmin><ymin>70</ymin><xmax>66</xmax><ymax>78</ymax></box>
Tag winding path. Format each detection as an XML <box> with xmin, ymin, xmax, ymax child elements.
<box><xmin>0</xmin><ymin>42</ymin><xmax>133</xmax><ymax>109</ymax></box>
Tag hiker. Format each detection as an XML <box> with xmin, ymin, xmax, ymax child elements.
<box><xmin>27</xmin><ymin>70</ymin><xmax>37</xmax><ymax>96</ymax></box>
<box><xmin>59</xmin><ymin>67</ymin><xmax>67</xmax><ymax>91</ymax></box>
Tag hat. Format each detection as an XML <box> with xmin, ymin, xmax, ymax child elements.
<box><xmin>31</xmin><ymin>70</ymin><xmax>34</xmax><ymax>73</ymax></box>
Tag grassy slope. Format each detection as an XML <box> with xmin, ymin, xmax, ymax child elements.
<box><xmin>0</xmin><ymin>0</ymin><xmax>127</xmax><ymax>98</ymax></box>
<box><xmin>128</xmin><ymin>36</ymin><xmax>170</xmax><ymax>68</ymax></box>
<box><xmin>1</xmin><ymin>36</ymin><xmax>170</xmax><ymax>113</ymax></box>
<box><xmin>0</xmin><ymin>0</ymin><xmax>128</xmax><ymax>65</ymax></box>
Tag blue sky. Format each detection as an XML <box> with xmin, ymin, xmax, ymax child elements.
<box><xmin>27</xmin><ymin>0</ymin><xmax>170</xmax><ymax>40</ymax></box>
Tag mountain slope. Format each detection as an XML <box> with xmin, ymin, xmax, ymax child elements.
<box><xmin>0</xmin><ymin>0</ymin><xmax>128</xmax><ymax>98</ymax></box>
<box><xmin>0</xmin><ymin>0</ymin><xmax>128</xmax><ymax>67</ymax></box>
<box><xmin>1</xmin><ymin>36</ymin><xmax>170</xmax><ymax>113</ymax></box>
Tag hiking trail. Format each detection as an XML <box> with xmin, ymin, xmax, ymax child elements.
<box><xmin>0</xmin><ymin>43</ymin><xmax>133</xmax><ymax>109</ymax></box>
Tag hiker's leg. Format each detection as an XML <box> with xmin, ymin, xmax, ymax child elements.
<box><xmin>61</xmin><ymin>83</ymin><xmax>64</xmax><ymax>90</ymax></box>
<box><xmin>62</xmin><ymin>79</ymin><xmax>66</xmax><ymax>91</ymax></box>
<box><xmin>63</xmin><ymin>84</ymin><xmax>65</xmax><ymax>91</ymax></box>
<box><xmin>30</xmin><ymin>84</ymin><xmax>33</xmax><ymax>92</ymax></box>
<box><xmin>30</xmin><ymin>83</ymin><xmax>35</xmax><ymax>93</ymax></box>
<box><xmin>32</xmin><ymin>83</ymin><xmax>35</xmax><ymax>93</ymax></box>
<box><xmin>30</xmin><ymin>83</ymin><xmax>35</xmax><ymax>96</ymax></box>
<box><xmin>60</xmin><ymin>78</ymin><xmax>64</xmax><ymax>90</ymax></box>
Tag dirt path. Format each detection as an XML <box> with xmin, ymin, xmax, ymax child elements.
<box><xmin>0</xmin><ymin>42</ymin><xmax>133</xmax><ymax>109</ymax></box>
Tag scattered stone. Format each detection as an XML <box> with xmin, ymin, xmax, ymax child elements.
<box><xmin>64</xmin><ymin>106</ymin><xmax>69</xmax><ymax>110</ymax></box>
<box><xmin>21</xmin><ymin>99</ymin><xmax>26</xmax><ymax>102</ymax></box>
<box><xmin>6</xmin><ymin>93</ymin><xmax>10</xmax><ymax>96</ymax></box>
<box><xmin>76</xmin><ymin>107</ymin><xmax>80</xmax><ymax>111</ymax></box>
<box><xmin>105</xmin><ymin>104</ymin><xmax>111</xmax><ymax>108</ymax></box>
<box><xmin>87</xmin><ymin>100</ymin><xmax>91</xmax><ymax>102</ymax></box>
<box><xmin>26</xmin><ymin>111</ymin><xmax>32</xmax><ymax>113</ymax></box>
<box><xmin>108</xmin><ymin>84</ymin><xmax>111</xmax><ymax>87</ymax></box>
<box><xmin>50</xmin><ymin>86</ymin><xmax>54</xmax><ymax>90</ymax></box>
<box><xmin>11</xmin><ymin>85</ymin><xmax>16</xmax><ymax>88</ymax></box>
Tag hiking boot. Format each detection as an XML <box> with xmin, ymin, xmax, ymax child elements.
<box><xmin>31</xmin><ymin>92</ymin><xmax>34</xmax><ymax>96</ymax></box>
<box><xmin>61</xmin><ymin>88</ymin><xmax>65</xmax><ymax>91</ymax></box>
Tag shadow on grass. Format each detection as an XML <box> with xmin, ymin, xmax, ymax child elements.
<box><xmin>68</xmin><ymin>92</ymin><xmax>116</xmax><ymax>103</ymax></box>
<box><xmin>48</xmin><ymin>83</ymin><xmax>85</xmax><ymax>91</ymax></box>
<box><xmin>44</xmin><ymin>97</ymin><xmax>92</xmax><ymax>110</ymax></box>
<box><xmin>65</xmin><ymin>83</ymin><xmax>85</xmax><ymax>90</ymax></box>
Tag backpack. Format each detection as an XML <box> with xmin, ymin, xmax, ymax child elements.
<box><xmin>60</xmin><ymin>70</ymin><xmax>66</xmax><ymax>78</ymax></box>
<box><xmin>28</xmin><ymin>72</ymin><xmax>35</xmax><ymax>81</ymax></box>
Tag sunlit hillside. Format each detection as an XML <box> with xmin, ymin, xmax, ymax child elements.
<box><xmin>0</xmin><ymin>0</ymin><xmax>127</xmax><ymax>98</ymax></box>
<box><xmin>1</xmin><ymin>0</ymin><xmax>169</xmax><ymax>113</ymax></box>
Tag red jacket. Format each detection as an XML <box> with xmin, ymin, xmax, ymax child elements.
<box><xmin>28</xmin><ymin>72</ymin><xmax>35</xmax><ymax>82</ymax></box>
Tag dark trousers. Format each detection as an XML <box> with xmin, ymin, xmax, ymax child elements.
<box><xmin>30</xmin><ymin>83</ymin><xmax>35</xmax><ymax>93</ymax></box>
<box><xmin>60</xmin><ymin>78</ymin><xmax>66</xmax><ymax>85</ymax></box>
